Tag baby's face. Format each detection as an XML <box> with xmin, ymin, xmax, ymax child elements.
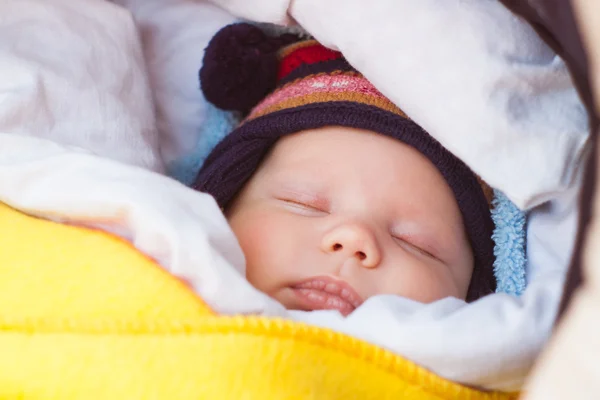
<box><xmin>227</xmin><ymin>127</ymin><xmax>474</xmax><ymax>315</ymax></box>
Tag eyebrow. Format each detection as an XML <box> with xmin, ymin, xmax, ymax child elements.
<box><xmin>266</xmin><ymin>175</ymin><xmax>331</xmax><ymax>207</ymax></box>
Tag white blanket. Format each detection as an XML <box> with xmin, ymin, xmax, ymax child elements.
<box><xmin>0</xmin><ymin>0</ymin><xmax>585</xmax><ymax>392</ymax></box>
<box><xmin>0</xmin><ymin>0</ymin><xmax>164</xmax><ymax>173</ymax></box>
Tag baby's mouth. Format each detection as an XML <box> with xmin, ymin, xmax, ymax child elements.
<box><xmin>290</xmin><ymin>276</ymin><xmax>364</xmax><ymax>316</ymax></box>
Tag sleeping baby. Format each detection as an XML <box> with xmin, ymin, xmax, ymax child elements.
<box><xmin>194</xmin><ymin>23</ymin><xmax>498</xmax><ymax>314</ymax></box>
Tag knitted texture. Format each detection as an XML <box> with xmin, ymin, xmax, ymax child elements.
<box><xmin>194</xmin><ymin>23</ymin><xmax>496</xmax><ymax>302</ymax></box>
<box><xmin>199</xmin><ymin>23</ymin><xmax>300</xmax><ymax>112</ymax></box>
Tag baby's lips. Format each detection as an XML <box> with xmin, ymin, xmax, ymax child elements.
<box><xmin>293</xmin><ymin>287</ymin><xmax>357</xmax><ymax>316</ymax></box>
<box><xmin>292</xmin><ymin>276</ymin><xmax>364</xmax><ymax>309</ymax></box>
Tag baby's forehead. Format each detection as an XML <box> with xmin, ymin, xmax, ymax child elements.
<box><xmin>268</xmin><ymin>127</ymin><xmax>407</xmax><ymax>161</ymax></box>
<box><xmin>263</xmin><ymin>127</ymin><xmax>429</xmax><ymax>176</ymax></box>
<box><xmin>261</xmin><ymin>132</ymin><xmax>443</xmax><ymax>197</ymax></box>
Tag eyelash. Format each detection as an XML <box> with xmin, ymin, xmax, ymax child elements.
<box><xmin>278</xmin><ymin>198</ymin><xmax>328</xmax><ymax>214</ymax></box>
<box><xmin>392</xmin><ymin>235</ymin><xmax>437</xmax><ymax>260</ymax></box>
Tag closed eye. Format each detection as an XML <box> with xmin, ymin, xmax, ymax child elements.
<box><xmin>277</xmin><ymin>198</ymin><xmax>329</xmax><ymax>216</ymax></box>
<box><xmin>392</xmin><ymin>235</ymin><xmax>438</xmax><ymax>260</ymax></box>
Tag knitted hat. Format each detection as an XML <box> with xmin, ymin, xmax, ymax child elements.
<box><xmin>194</xmin><ymin>23</ymin><xmax>496</xmax><ymax>301</ymax></box>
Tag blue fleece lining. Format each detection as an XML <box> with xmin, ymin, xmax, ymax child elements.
<box><xmin>491</xmin><ymin>190</ymin><xmax>527</xmax><ymax>295</ymax></box>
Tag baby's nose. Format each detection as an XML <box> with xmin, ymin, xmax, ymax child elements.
<box><xmin>321</xmin><ymin>222</ymin><xmax>381</xmax><ymax>268</ymax></box>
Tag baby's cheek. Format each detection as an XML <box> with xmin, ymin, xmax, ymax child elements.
<box><xmin>382</xmin><ymin>262</ymin><xmax>462</xmax><ymax>302</ymax></box>
<box><xmin>230</xmin><ymin>212</ymin><xmax>294</xmax><ymax>294</ymax></box>
<box><xmin>453</xmin><ymin>246</ymin><xmax>475</xmax><ymax>297</ymax></box>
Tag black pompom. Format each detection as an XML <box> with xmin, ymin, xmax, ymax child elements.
<box><xmin>200</xmin><ymin>23</ymin><xmax>284</xmax><ymax>113</ymax></box>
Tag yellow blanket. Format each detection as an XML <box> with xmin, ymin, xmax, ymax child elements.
<box><xmin>0</xmin><ymin>202</ymin><xmax>517</xmax><ymax>399</ymax></box>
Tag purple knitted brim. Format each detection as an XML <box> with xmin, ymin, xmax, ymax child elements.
<box><xmin>194</xmin><ymin>101</ymin><xmax>496</xmax><ymax>301</ymax></box>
